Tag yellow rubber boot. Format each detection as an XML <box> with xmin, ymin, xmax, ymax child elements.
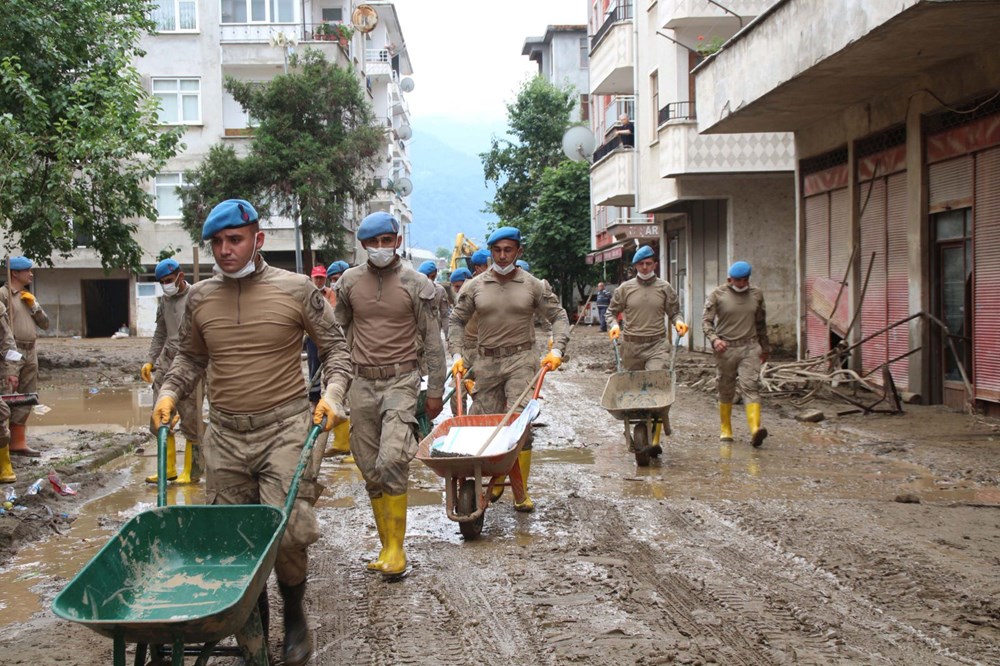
<box><xmin>514</xmin><ymin>450</ymin><xmax>534</xmax><ymax>513</ymax></box>
<box><xmin>146</xmin><ymin>432</ymin><xmax>178</xmax><ymax>484</ymax></box>
<box><xmin>0</xmin><ymin>445</ymin><xmax>16</xmax><ymax>483</ymax></box>
<box><xmin>175</xmin><ymin>439</ymin><xmax>201</xmax><ymax>484</ymax></box>
<box><xmin>719</xmin><ymin>403</ymin><xmax>734</xmax><ymax>442</ymax></box>
<box><xmin>489</xmin><ymin>475</ymin><xmax>505</xmax><ymax>503</ymax></box>
<box><xmin>747</xmin><ymin>403</ymin><xmax>768</xmax><ymax>448</ymax></box>
<box><xmin>366</xmin><ymin>496</ymin><xmax>388</xmax><ymax>572</ymax></box>
<box><xmin>380</xmin><ymin>493</ymin><xmax>408</xmax><ymax>576</ymax></box>
<box><xmin>325</xmin><ymin>419</ymin><xmax>351</xmax><ymax>457</ymax></box>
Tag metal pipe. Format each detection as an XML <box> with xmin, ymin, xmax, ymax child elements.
<box><xmin>706</xmin><ymin>0</ymin><xmax>744</xmax><ymax>28</ymax></box>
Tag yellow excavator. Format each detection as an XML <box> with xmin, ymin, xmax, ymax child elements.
<box><xmin>449</xmin><ymin>233</ymin><xmax>479</xmax><ymax>272</ymax></box>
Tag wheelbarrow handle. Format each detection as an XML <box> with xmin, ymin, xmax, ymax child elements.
<box><xmin>533</xmin><ymin>365</ymin><xmax>549</xmax><ymax>400</ymax></box>
<box><xmin>611</xmin><ymin>338</ymin><xmax>623</xmax><ymax>372</ymax></box>
<box><xmin>282</xmin><ymin>421</ymin><xmax>325</xmax><ymax>518</ymax></box>
<box><xmin>454</xmin><ymin>370</ymin><xmax>464</xmax><ymax>417</ymax></box>
<box><xmin>157</xmin><ymin>425</ymin><xmax>170</xmax><ymax>508</ymax></box>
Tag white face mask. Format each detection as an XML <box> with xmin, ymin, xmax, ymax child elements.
<box><xmin>637</xmin><ymin>270</ymin><xmax>655</xmax><ymax>281</ymax></box>
<box><xmin>366</xmin><ymin>247</ymin><xmax>396</xmax><ymax>267</ymax></box>
<box><xmin>161</xmin><ymin>281</ymin><xmax>179</xmax><ymax>296</ymax></box>
<box><xmin>731</xmin><ymin>284</ymin><xmax>749</xmax><ymax>293</ymax></box>
<box><xmin>493</xmin><ymin>262</ymin><xmax>516</xmax><ymax>276</ymax></box>
<box><xmin>214</xmin><ymin>236</ymin><xmax>261</xmax><ymax>279</ymax></box>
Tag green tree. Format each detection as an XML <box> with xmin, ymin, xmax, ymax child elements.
<box><xmin>524</xmin><ymin>160</ymin><xmax>595</xmax><ymax>307</ymax></box>
<box><xmin>0</xmin><ymin>0</ymin><xmax>183</xmax><ymax>271</ymax></box>
<box><xmin>179</xmin><ymin>50</ymin><xmax>384</xmax><ymax>260</ymax></box>
<box><xmin>481</xmin><ymin>77</ymin><xmax>575</xmax><ymax>227</ymax></box>
<box><xmin>435</xmin><ymin>246</ymin><xmax>451</xmax><ymax>260</ymax></box>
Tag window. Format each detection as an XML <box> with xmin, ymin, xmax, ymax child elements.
<box><xmin>155</xmin><ymin>173</ymin><xmax>188</xmax><ymax>218</ymax></box>
<box><xmin>579</xmin><ymin>37</ymin><xmax>588</xmax><ymax>67</ymax></box>
<box><xmin>152</xmin><ymin>0</ymin><xmax>197</xmax><ymax>31</ymax></box>
<box><xmin>649</xmin><ymin>71</ymin><xmax>658</xmax><ymax>134</ymax></box>
<box><xmin>321</xmin><ymin>7</ymin><xmax>343</xmax><ymax>22</ymax></box>
<box><xmin>153</xmin><ymin>78</ymin><xmax>201</xmax><ymax>124</ymax></box>
<box><xmin>221</xmin><ymin>0</ymin><xmax>295</xmax><ymax>23</ymax></box>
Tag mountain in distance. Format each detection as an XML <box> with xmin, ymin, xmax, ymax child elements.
<box><xmin>407</xmin><ymin>122</ymin><xmax>500</xmax><ymax>254</ymax></box>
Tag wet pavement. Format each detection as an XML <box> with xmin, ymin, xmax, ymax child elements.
<box><xmin>2</xmin><ymin>332</ymin><xmax>1000</xmax><ymax>664</ymax></box>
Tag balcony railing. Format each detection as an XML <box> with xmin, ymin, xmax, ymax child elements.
<box><xmin>219</xmin><ymin>22</ymin><xmax>351</xmax><ymax>43</ymax></box>
<box><xmin>658</xmin><ymin>101</ymin><xmax>697</xmax><ymax>125</ymax></box>
<box><xmin>593</xmin><ymin>134</ymin><xmax>630</xmax><ymax>162</ymax></box>
<box><xmin>365</xmin><ymin>48</ymin><xmax>391</xmax><ymax>63</ymax></box>
<box><xmin>591</xmin><ymin>2</ymin><xmax>633</xmax><ymax>52</ymax></box>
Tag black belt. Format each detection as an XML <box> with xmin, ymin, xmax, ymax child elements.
<box><xmin>479</xmin><ymin>342</ymin><xmax>533</xmax><ymax>358</ymax></box>
<box><xmin>210</xmin><ymin>397</ymin><xmax>309</xmax><ymax>433</ymax></box>
<box><xmin>353</xmin><ymin>360</ymin><xmax>418</xmax><ymax>380</ymax></box>
<box><xmin>623</xmin><ymin>334</ymin><xmax>662</xmax><ymax>344</ymax></box>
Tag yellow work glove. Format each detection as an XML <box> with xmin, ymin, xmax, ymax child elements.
<box><xmin>541</xmin><ymin>349</ymin><xmax>563</xmax><ymax>371</ymax></box>
<box><xmin>140</xmin><ymin>362</ymin><xmax>154</xmax><ymax>383</ymax></box>
<box><xmin>450</xmin><ymin>355</ymin><xmax>467</xmax><ymax>378</ymax></box>
<box><xmin>313</xmin><ymin>398</ymin><xmax>348</xmax><ymax>432</ymax></box>
<box><xmin>608</xmin><ymin>325</ymin><xmax>620</xmax><ymax>341</ymax></box>
<box><xmin>19</xmin><ymin>291</ymin><xmax>36</xmax><ymax>308</ymax></box>
<box><xmin>152</xmin><ymin>395</ymin><xmax>176</xmax><ymax>428</ymax></box>
<box><xmin>674</xmin><ymin>321</ymin><xmax>689</xmax><ymax>337</ymax></box>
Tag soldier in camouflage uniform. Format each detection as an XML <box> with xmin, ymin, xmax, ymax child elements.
<box><xmin>702</xmin><ymin>261</ymin><xmax>770</xmax><ymax>448</ymax></box>
<box><xmin>448</xmin><ymin>226</ymin><xmax>569</xmax><ymax>512</ymax></box>
<box><xmin>0</xmin><ymin>300</ymin><xmax>23</xmax><ymax>483</ymax></box>
<box><xmin>153</xmin><ymin>199</ymin><xmax>351</xmax><ymax>666</ymax></box>
<box><xmin>335</xmin><ymin>212</ymin><xmax>445</xmax><ymax>577</ymax></box>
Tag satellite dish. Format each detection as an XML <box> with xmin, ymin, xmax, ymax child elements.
<box><xmin>562</xmin><ymin>125</ymin><xmax>596</xmax><ymax>162</ymax></box>
<box><xmin>399</xmin><ymin>77</ymin><xmax>415</xmax><ymax>93</ymax></box>
<box><xmin>397</xmin><ymin>124</ymin><xmax>412</xmax><ymax>140</ymax></box>
<box><xmin>394</xmin><ymin>177</ymin><xmax>413</xmax><ymax>197</ymax></box>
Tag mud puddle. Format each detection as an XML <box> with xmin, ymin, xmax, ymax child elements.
<box><xmin>30</xmin><ymin>386</ymin><xmax>154</xmax><ymax>433</ymax></box>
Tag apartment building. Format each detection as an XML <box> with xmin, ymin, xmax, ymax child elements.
<box><xmin>522</xmin><ymin>25</ymin><xmax>591</xmax><ymax>123</ymax></box>
<box><xmin>696</xmin><ymin>0</ymin><xmax>1000</xmax><ymax>412</ymax></box>
<box><xmin>34</xmin><ymin>0</ymin><xmax>413</xmax><ymax>336</ymax></box>
<box><xmin>586</xmin><ymin>0</ymin><xmax>797</xmax><ymax>353</ymax></box>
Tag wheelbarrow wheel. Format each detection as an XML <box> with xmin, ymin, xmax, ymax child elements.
<box><xmin>633</xmin><ymin>423</ymin><xmax>651</xmax><ymax>467</ymax></box>
<box><xmin>457</xmin><ymin>479</ymin><xmax>484</xmax><ymax>540</ymax></box>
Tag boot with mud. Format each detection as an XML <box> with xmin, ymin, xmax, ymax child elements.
<box><xmin>174</xmin><ymin>439</ymin><xmax>202</xmax><ymax>484</ymax></box>
<box><xmin>719</xmin><ymin>403</ymin><xmax>735</xmax><ymax>442</ymax></box>
<box><xmin>379</xmin><ymin>493</ymin><xmax>408</xmax><ymax>577</ymax></box>
<box><xmin>366</xmin><ymin>495</ymin><xmax>389</xmax><ymax>572</ymax></box>
<box><xmin>146</xmin><ymin>431</ymin><xmax>178</xmax><ymax>484</ymax></box>
<box><xmin>746</xmin><ymin>403</ymin><xmax>768</xmax><ymax>448</ymax></box>
<box><xmin>648</xmin><ymin>422</ymin><xmax>664</xmax><ymax>458</ymax></box>
<box><xmin>9</xmin><ymin>423</ymin><xmax>40</xmax><ymax>457</ymax></box>
<box><xmin>323</xmin><ymin>419</ymin><xmax>351</xmax><ymax>458</ymax></box>
<box><xmin>489</xmin><ymin>475</ymin><xmax>505</xmax><ymax>503</ymax></box>
<box><xmin>513</xmin><ymin>450</ymin><xmax>535</xmax><ymax>513</ymax></box>
<box><xmin>278</xmin><ymin>580</ymin><xmax>312</xmax><ymax>666</ymax></box>
<box><xmin>0</xmin><ymin>442</ymin><xmax>16</xmax><ymax>483</ymax></box>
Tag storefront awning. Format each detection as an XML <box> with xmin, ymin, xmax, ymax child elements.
<box><xmin>586</xmin><ymin>241</ymin><xmax>628</xmax><ymax>264</ymax></box>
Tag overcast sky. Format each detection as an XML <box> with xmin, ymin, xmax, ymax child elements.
<box><xmin>392</xmin><ymin>0</ymin><xmax>588</xmax><ymax>124</ymax></box>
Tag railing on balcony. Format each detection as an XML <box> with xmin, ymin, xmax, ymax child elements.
<box><xmin>591</xmin><ymin>1</ymin><xmax>633</xmax><ymax>52</ymax></box>
<box><xmin>657</xmin><ymin>101</ymin><xmax>697</xmax><ymax>125</ymax></box>
<box><xmin>219</xmin><ymin>22</ymin><xmax>351</xmax><ymax>43</ymax></box>
<box><xmin>365</xmin><ymin>48</ymin><xmax>391</xmax><ymax>63</ymax></box>
<box><xmin>593</xmin><ymin>134</ymin><xmax>629</xmax><ymax>162</ymax></box>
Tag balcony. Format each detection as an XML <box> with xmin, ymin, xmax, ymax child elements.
<box><xmin>657</xmin><ymin>101</ymin><xmax>695</xmax><ymax>126</ymax></box>
<box><xmin>606</xmin><ymin>217</ymin><xmax>661</xmax><ymax>243</ymax></box>
<box><xmin>657</xmin><ymin>116</ymin><xmax>794</xmax><ymax>177</ymax></box>
<box><xmin>365</xmin><ymin>48</ymin><xmax>393</xmax><ymax>79</ymax></box>
<box><xmin>589</xmin><ymin>4</ymin><xmax>634</xmax><ymax>96</ymax></box>
<box><xmin>219</xmin><ymin>23</ymin><xmax>350</xmax><ymax>68</ymax></box>
<box><xmin>662</xmin><ymin>0</ymin><xmax>772</xmax><ymax>29</ymax></box>
<box><xmin>590</xmin><ymin>146</ymin><xmax>635</xmax><ymax>207</ymax></box>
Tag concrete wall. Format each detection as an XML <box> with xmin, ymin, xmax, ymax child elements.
<box><xmin>32</xmin><ymin>268</ymin><xmax>133</xmax><ymax>337</ymax></box>
<box><xmin>549</xmin><ymin>32</ymin><xmax>590</xmax><ymax>122</ymax></box>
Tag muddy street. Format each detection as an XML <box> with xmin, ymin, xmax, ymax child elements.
<box><xmin>2</xmin><ymin>331</ymin><xmax>1000</xmax><ymax>664</ymax></box>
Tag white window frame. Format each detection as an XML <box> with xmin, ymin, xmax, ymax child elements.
<box><xmin>220</xmin><ymin>0</ymin><xmax>298</xmax><ymax>24</ymax></box>
<box><xmin>152</xmin><ymin>0</ymin><xmax>199</xmax><ymax>32</ymax></box>
<box><xmin>152</xmin><ymin>77</ymin><xmax>202</xmax><ymax>125</ymax></box>
<box><xmin>154</xmin><ymin>172</ymin><xmax>188</xmax><ymax>219</ymax></box>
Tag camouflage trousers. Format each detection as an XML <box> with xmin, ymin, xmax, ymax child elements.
<box><xmin>470</xmin><ymin>348</ymin><xmax>537</xmax><ymax>415</ymax></box>
<box><xmin>349</xmin><ymin>370</ymin><xmax>421</xmax><ymax>498</ymax></box>
<box><xmin>10</xmin><ymin>344</ymin><xmax>37</xmax><ymax>424</ymax></box>
<box><xmin>715</xmin><ymin>341</ymin><xmax>763</xmax><ymax>403</ymax></box>
<box><xmin>203</xmin><ymin>398</ymin><xmax>324</xmax><ymax>586</ymax></box>
<box><xmin>151</xmin><ymin>368</ymin><xmax>203</xmax><ymax>441</ymax></box>
<box><xmin>621</xmin><ymin>338</ymin><xmax>668</xmax><ymax>371</ymax></box>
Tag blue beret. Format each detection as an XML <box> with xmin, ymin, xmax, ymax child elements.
<box><xmin>632</xmin><ymin>245</ymin><xmax>655</xmax><ymax>264</ymax></box>
<box><xmin>8</xmin><ymin>256</ymin><xmax>32</xmax><ymax>271</ymax></box>
<box><xmin>357</xmin><ymin>212</ymin><xmax>400</xmax><ymax>241</ymax></box>
<box><xmin>326</xmin><ymin>260</ymin><xmax>349</xmax><ymax>277</ymax></box>
<box><xmin>155</xmin><ymin>258</ymin><xmax>180</xmax><ymax>281</ymax></box>
<box><xmin>201</xmin><ymin>199</ymin><xmax>259</xmax><ymax>240</ymax></box>
<box><xmin>515</xmin><ymin>260</ymin><xmax>530</xmax><ymax>271</ymax></box>
<box><xmin>418</xmin><ymin>260</ymin><xmax>438</xmax><ymax>276</ymax></box>
<box><xmin>487</xmin><ymin>226</ymin><xmax>522</xmax><ymax>246</ymax></box>
<box><xmin>728</xmin><ymin>261</ymin><xmax>752</xmax><ymax>279</ymax></box>
<box><xmin>470</xmin><ymin>249</ymin><xmax>490</xmax><ymax>266</ymax></box>
<box><xmin>450</xmin><ymin>267</ymin><xmax>472</xmax><ymax>282</ymax></box>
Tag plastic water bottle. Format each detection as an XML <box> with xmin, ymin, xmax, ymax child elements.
<box><xmin>26</xmin><ymin>478</ymin><xmax>44</xmax><ymax>496</ymax></box>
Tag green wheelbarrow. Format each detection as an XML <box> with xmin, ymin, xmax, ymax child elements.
<box><xmin>52</xmin><ymin>422</ymin><xmax>325</xmax><ymax>666</ymax></box>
